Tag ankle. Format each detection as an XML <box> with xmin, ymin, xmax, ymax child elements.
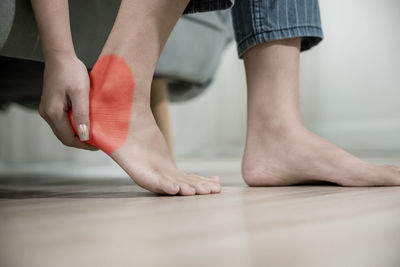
<box><xmin>247</xmin><ymin>116</ymin><xmax>305</xmax><ymax>139</ymax></box>
<box><xmin>99</xmin><ymin>49</ymin><xmax>155</xmax><ymax>83</ymax></box>
<box><xmin>99</xmin><ymin>24</ymin><xmax>159</xmax><ymax>84</ymax></box>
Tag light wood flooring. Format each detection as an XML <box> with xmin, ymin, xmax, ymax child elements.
<box><xmin>1</xmin><ymin>162</ymin><xmax>400</xmax><ymax>267</ymax></box>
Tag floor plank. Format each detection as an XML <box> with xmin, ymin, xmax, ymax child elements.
<box><xmin>1</xmin><ymin>173</ymin><xmax>400</xmax><ymax>267</ymax></box>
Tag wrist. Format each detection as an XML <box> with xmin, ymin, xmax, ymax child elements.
<box><xmin>44</xmin><ymin>49</ymin><xmax>77</xmax><ymax>64</ymax></box>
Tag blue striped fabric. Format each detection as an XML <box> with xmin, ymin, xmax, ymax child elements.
<box><xmin>231</xmin><ymin>0</ymin><xmax>323</xmax><ymax>57</ymax></box>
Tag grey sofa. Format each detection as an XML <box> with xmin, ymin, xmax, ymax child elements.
<box><xmin>0</xmin><ymin>0</ymin><xmax>233</xmax><ymax>109</ymax></box>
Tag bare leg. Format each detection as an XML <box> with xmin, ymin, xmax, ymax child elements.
<box><xmin>150</xmin><ymin>78</ymin><xmax>174</xmax><ymax>154</ymax></box>
<box><xmin>95</xmin><ymin>0</ymin><xmax>220</xmax><ymax>195</ymax></box>
<box><xmin>242</xmin><ymin>38</ymin><xmax>400</xmax><ymax>186</ymax></box>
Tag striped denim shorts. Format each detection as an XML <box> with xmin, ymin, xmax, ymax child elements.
<box><xmin>185</xmin><ymin>0</ymin><xmax>323</xmax><ymax>57</ymax></box>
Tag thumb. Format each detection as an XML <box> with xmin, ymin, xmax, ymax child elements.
<box><xmin>69</xmin><ymin>89</ymin><xmax>90</xmax><ymax>142</ymax></box>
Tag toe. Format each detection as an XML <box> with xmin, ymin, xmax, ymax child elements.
<box><xmin>210</xmin><ymin>182</ymin><xmax>221</xmax><ymax>193</ymax></box>
<box><xmin>209</xmin><ymin>176</ymin><xmax>222</xmax><ymax>192</ymax></box>
<box><xmin>159</xmin><ymin>179</ymin><xmax>179</xmax><ymax>195</ymax></box>
<box><xmin>383</xmin><ymin>166</ymin><xmax>400</xmax><ymax>185</ymax></box>
<box><xmin>189</xmin><ymin>174</ymin><xmax>220</xmax><ymax>187</ymax></box>
<box><xmin>179</xmin><ymin>184</ymin><xmax>196</xmax><ymax>196</ymax></box>
<box><xmin>370</xmin><ymin>165</ymin><xmax>400</xmax><ymax>186</ymax></box>
<box><xmin>187</xmin><ymin>174</ymin><xmax>217</xmax><ymax>194</ymax></box>
<box><xmin>212</xmin><ymin>176</ymin><xmax>221</xmax><ymax>184</ymax></box>
<box><xmin>193</xmin><ymin>183</ymin><xmax>211</xmax><ymax>195</ymax></box>
<box><xmin>342</xmin><ymin>163</ymin><xmax>400</xmax><ymax>186</ymax></box>
<box><xmin>386</xmin><ymin>165</ymin><xmax>400</xmax><ymax>171</ymax></box>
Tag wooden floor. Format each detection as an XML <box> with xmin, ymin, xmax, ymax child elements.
<box><xmin>1</xmin><ymin>170</ymin><xmax>400</xmax><ymax>267</ymax></box>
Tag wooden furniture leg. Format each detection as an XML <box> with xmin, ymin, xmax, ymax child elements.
<box><xmin>150</xmin><ymin>78</ymin><xmax>174</xmax><ymax>155</ymax></box>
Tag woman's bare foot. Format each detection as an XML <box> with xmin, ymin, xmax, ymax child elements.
<box><xmin>112</xmin><ymin>98</ymin><xmax>221</xmax><ymax>195</ymax></box>
<box><xmin>74</xmin><ymin>0</ymin><xmax>220</xmax><ymax>195</ymax></box>
<box><xmin>242</xmin><ymin>124</ymin><xmax>400</xmax><ymax>186</ymax></box>
<box><xmin>77</xmin><ymin>55</ymin><xmax>221</xmax><ymax>196</ymax></box>
<box><xmin>242</xmin><ymin>38</ymin><xmax>400</xmax><ymax>187</ymax></box>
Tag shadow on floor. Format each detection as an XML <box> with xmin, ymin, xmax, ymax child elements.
<box><xmin>0</xmin><ymin>175</ymin><xmax>155</xmax><ymax>199</ymax></box>
<box><xmin>0</xmin><ymin>189</ymin><xmax>154</xmax><ymax>199</ymax></box>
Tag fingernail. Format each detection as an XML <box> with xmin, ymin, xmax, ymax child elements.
<box><xmin>78</xmin><ymin>124</ymin><xmax>89</xmax><ymax>141</ymax></box>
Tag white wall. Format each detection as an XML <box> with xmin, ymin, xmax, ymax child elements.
<box><xmin>174</xmin><ymin>0</ymin><xmax>400</xmax><ymax>157</ymax></box>
<box><xmin>301</xmin><ymin>0</ymin><xmax>400</xmax><ymax>153</ymax></box>
<box><xmin>1</xmin><ymin>0</ymin><xmax>399</xmax><ymax>171</ymax></box>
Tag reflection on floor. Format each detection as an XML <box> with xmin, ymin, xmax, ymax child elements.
<box><xmin>1</xmin><ymin>158</ymin><xmax>400</xmax><ymax>267</ymax></box>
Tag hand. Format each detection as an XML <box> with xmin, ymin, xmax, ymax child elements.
<box><xmin>38</xmin><ymin>54</ymin><xmax>98</xmax><ymax>150</ymax></box>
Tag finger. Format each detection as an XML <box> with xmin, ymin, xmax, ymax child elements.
<box><xmin>70</xmin><ymin>137</ymin><xmax>99</xmax><ymax>151</ymax></box>
<box><xmin>49</xmin><ymin>105</ymin><xmax>98</xmax><ymax>151</ymax></box>
<box><xmin>68</xmin><ymin>87</ymin><xmax>90</xmax><ymax>142</ymax></box>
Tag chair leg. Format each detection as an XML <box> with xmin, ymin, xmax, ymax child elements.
<box><xmin>150</xmin><ymin>78</ymin><xmax>174</xmax><ymax>155</ymax></box>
